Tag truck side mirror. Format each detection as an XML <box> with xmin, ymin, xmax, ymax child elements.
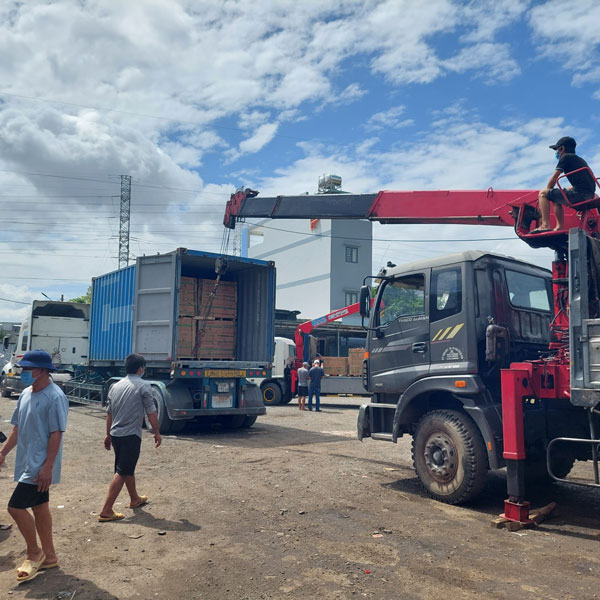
<box><xmin>359</xmin><ymin>286</ymin><xmax>371</xmax><ymax>318</ymax></box>
<box><xmin>2</xmin><ymin>336</ymin><xmax>8</xmax><ymax>351</ymax></box>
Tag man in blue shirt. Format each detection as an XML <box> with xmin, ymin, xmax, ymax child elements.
<box><xmin>308</xmin><ymin>359</ymin><xmax>325</xmax><ymax>412</ymax></box>
<box><xmin>0</xmin><ymin>350</ymin><xmax>68</xmax><ymax>582</ymax></box>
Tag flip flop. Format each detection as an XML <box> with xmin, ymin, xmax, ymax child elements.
<box><xmin>98</xmin><ymin>511</ymin><xmax>125</xmax><ymax>522</ymax></box>
<box><xmin>16</xmin><ymin>554</ymin><xmax>46</xmax><ymax>583</ymax></box>
<box><xmin>129</xmin><ymin>495</ymin><xmax>148</xmax><ymax>509</ymax></box>
<box><xmin>529</xmin><ymin>228</ymin><xmax>551</xmax><ymax>234</ymax></box>
<box><xmin>39</xmin><ymin>561</ymin><xmax>59</xmax><ymax>570</ymax></box>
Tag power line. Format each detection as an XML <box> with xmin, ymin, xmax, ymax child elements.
<box><xmin>0</xmin><ymin>296</ymin><xmax>31</xmax><ymax>305</ymax></box>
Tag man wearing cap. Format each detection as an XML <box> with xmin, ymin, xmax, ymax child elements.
<box><xmin>308</xmin><ymin>359</ymin><xmax>325</xmax><ymax>412</ymax></box>
<box><xmin>533</xmin><ymin>136</ymin><xmax>597</xmax><ymax>233</ymax></box>
<box><xmin>0</xmin><ymin>350</ymin><xmax>68</xmax><ymax>582</ymax></box>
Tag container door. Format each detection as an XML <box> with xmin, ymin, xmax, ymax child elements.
<box><xmin>133</xmin><ymin>253</ymin><xmax>177</xmax><ymax>361</ymax></box>
<box><xmin>369</xmin><ymin>271</ymin><xmax>430</xmax><ymax>393</ymax></box>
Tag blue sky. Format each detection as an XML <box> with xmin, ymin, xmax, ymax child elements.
<box><xmin>0</xmin><ymin>0</ymin><xmax>599</xmax><ymax>321</ymax></box>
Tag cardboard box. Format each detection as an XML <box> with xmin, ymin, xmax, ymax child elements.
<box><xmin>176</xmin><ymin>316</ymin><xmax>196</xmax><ymax>358</ymax></box>
<box><xmin>179</xmin><ymin>277</ymin><xmax>198</xmax><ymax>316</ymax></box>
<box><xmin>348</xmin><ymin>348</ymin><xmax>365</xmax><ymax>376</ymax></box>
<box><xmin>199</xmin><ymin>279</ymin><xmax>237</xmax><ymax>320</ymax></box>
<box><xmin>321</xmin><ymin>356</ymin><xmax>348</xmax><ymax>376</ymax></box>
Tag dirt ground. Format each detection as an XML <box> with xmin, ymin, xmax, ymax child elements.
<box><xmin>0</xmin><ymin>395</ymin><xmax>599</xmax><ymax>600</ymax></box>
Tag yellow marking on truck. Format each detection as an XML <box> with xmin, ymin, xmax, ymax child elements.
<box><xmin>446</xmin><ymin>323</ymin><xmax>464</xmax><ymax>339</ymax></box>
<box><xmin>204</xmin><ymin>369</ymin><xmax>247</xmax><ymax>378</ymax></box>
<box><xmin>432</xmin><ymin>329</ymin><xmax>444</xmax><ymax>341</ymax></box>
<box><xmin>437</xmin><ymin>326</ymin><xmax>453</xmax><ymax>341</ymax></box>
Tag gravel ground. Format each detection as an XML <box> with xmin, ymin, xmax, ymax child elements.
<box><xmin>0</xmin><ymin>395</ymin><xmax>599</xmax><ymax>599</ymax></box>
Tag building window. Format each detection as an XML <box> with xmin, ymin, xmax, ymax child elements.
<box><xmin>345</xmin><ymin>246</ymin><xmax>358</xmax><ymax>263</ymax></box>
<box><xmin>345</xmin><ymin>291</ymin><xmax>358</xmax><ymax>306</ymax></box>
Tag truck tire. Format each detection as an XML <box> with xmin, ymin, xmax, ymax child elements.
<box><xmin>222</xmin><ymin>414</ymin><xmax>246</xmax><ymax>428</ymax></box>
<box><xmin>0</xmin><ymin>376</ymin><xmax>11</xmax><ymax>398</ymax></box>
<box><xmin>145</xmin><ymin>385</ymin><xmax>186</xmax><ymax>435</ymax></box>
<box><xmin>242</xmin><ymin>415</ymin><xmax>257</xmax><ymax>428</ymax></box>
<box><xmin>261</xmin><ymin>381</ymin><xmax>282</xmax><ymax>406</ymax></box>
<box><xmin>412</xmin><ymin>409</ymin><xmax>487</xmax><ymax>504</ymax></box>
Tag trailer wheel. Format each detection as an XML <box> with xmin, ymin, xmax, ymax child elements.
<box><xmin>412</xmin><ymin>410</ymin><xmax>487</xmax><ymax>504</ymax></box>
<box><xmin>0</xmin><ymin>376</ymin><xmax>11</xmax><ymax>398</ymax></box>
<box><xmin>242</xmin><ymin>415</ymin><xmax>257</xmax><ymax>428</ymax></box>
<box><xmin>222</xmin><ymin>414</ymin><xmax>246</xmax><ymax>428</ymax></box>
<box><xmin>144</xmin><ymin>385</ymin><xmax>186</xmax><ymax>434</ymax></box>
<box><xmin>261</xmin><ymin>382</ymin><xmax>282</xmax><ymax>406</ymax></box>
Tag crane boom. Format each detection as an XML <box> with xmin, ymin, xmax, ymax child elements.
<box><xmin>224</xmin><ymin>188</ymin><xmax>536</xmax><ymax>228</ymax></box>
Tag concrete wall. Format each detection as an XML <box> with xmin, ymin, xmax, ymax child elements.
<box><xmin>247</xmin><ymin>219</ymin><xmax>332</xmax><ymax>319</ymax></box>
<box><xmin>330</xmin><ymin>220</ymin><xmax>372</xmax><ymax>325</ymax></box>
<box><xmin>246</xmin><ymin>217</ymin><xmax>372</xmax><ymax>324</ymax></box>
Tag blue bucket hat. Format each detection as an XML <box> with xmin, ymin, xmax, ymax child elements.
<box><xmin>18</xmin><ymin>350</ymin><xmax>57</xmax><ymax>371</ymax></box>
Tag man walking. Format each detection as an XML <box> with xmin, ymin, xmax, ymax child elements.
<box><xmin>99</xmin><ymin>353</ymin><xmax>161</xmax><ymax>522</ymax></box>
<box><xmin>0</xmin><ymin>350</ymin><xmax>68</xmax><ymax>582</ymax></box>
<box><xmin>297</xmin><ymin>361</ymin><xmax>309</xmax><ymax>411</ymax></box>
<box><xmin>308</xmin><ymin>359</ymin><xmax>325</xmax><ymax>412</ymax></box>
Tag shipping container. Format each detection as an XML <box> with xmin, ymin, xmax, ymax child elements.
<box><xmin>67</xmin><ymin>249</ymin><xmax>275</xmax><ymax>433</ymax></box>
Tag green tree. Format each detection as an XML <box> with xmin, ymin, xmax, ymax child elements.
<box><xmin>69</xmin><ymin>285</ymin><xmax>92</xmax><ymax>304</ymax></box>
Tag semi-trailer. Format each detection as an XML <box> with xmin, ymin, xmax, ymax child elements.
<box><xmin>65</xmin><ymin>248</ymin><xmax>275</xmax><ymax>433</ymax></box>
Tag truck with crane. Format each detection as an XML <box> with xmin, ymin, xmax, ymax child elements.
<box><xmin>251</xmin><ymin>303</ymin><xmax>370</xmax><ymax>405</ymax></box>
<box><xmin>223</xmin><ymin>169</ymin><xmax>600</xmax><ymax>525</ymax></box>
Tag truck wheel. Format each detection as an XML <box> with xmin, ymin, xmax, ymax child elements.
<box><xmin>242</xmin><ymin>415</ymin><xmax>257</xmax><ymax>428</ymax></box>
<box><xmin>144</xmin><ymin>385</ymin><xmax>186</xmax><ymax>434</ymax></box>
<box><xmin>222</xmin><ymin>414</ymin><xmax>246</xmax><ymax>428</ymax></box>
<box><xmin>0</xmin><ymin>376</ymin><xmax>11</xmax><ymax>398</ymax></box>
<box><xmin>412</xmin><ymin>409</ymin><xmax>487</xmax><ymax>505</ymax></box>
<box><xmin>525</xmin><ymin>452</ymin><xmax>576</xmax><ymax>485</ymax></box>
<box><xmin>261</xmin><ymin>382</ymin><xmax>282</xmax><ymax>406</ymax></box>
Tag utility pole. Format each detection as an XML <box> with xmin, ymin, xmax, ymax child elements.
<box><xmin>118</xmin><ymin>175</ymin><xmax>131</xmax><ymax>269</ymax></box>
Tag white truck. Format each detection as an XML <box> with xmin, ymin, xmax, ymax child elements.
<box><xmin>0</xmin><ymin>300</ymin><xmax>90</xmax><ymax>397</ymax></box>
<box><xmin>247</xmin><ymin>336</ymin><xmax>296</xmax><ymax>405</ymax></box>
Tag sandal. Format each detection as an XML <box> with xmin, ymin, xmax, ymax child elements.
<box><xmin>529</xmin><ymin>227</ymin><xmax>551</xmax><ymax>234</ymax></box>
<box><xmin>40</xmin><ymin>560</ymin><xmax>59</xmax><ymax>570</ymax></box>
<box><xmin>129</xmin><ymin>496</ymin><xmax>148</xmax><ymax>509</ymax></box>
<box><xmin>98</xmin><ymin>511</ymin><xmax>125</xmax><ymax>522</ymax></box>
<box><xmin>16</xmin><ymin>554</ymin><xmax>46</xmax><ymax>583</ymax></box>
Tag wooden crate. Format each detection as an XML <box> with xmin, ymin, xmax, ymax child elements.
<box><xmin>195</xmin><ymin>320</ymin><xmax>236</xmax><ymax>359</ymax></box>
<box><xmin>321</xmin><ymin>356</ymin><xmax>348</xmax><ymax>376</ymax></box>
<box><xmin>178</xmin><ymin>276</ymin><xmax>198</xmax><ymax>317</ymax></box>
<box><xmin>176</xmin><ymin>316</ymin><xmax>196</xmax><ymax>358</ymax></box>
<box><xmin>198</xmin><ymin>279</ymin><xmax>237</xmax><ymax>320</ymax></box>
<box><xmin>348</xmin><ymin>348</ymin><xmax>365</xmax><ymax>376</ymax></box>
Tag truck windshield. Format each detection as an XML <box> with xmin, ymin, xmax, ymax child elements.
<box><xmin>378</xmin><ymin>274</ymin><xmax>425</xmax><ymax>326</ymax></box>
<box><xmin>505</xmin><ymin>270</ymin><xmax>551</xmax><ymax>311</ymax></box>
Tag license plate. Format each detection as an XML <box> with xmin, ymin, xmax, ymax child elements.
<box><xmin>212</xmin><ymin>394</ymin><xmax>233</xmax><ymax>408</ymax></box>
<box><xmin>205</xmin><ymin>369</ymin><xmax>246</xmax><ymax>378</ymax></box>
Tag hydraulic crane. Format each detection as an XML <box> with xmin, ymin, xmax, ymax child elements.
<box><xmin>224</xmin><ymin>170</ymin><xmax>600</xmax><ymax>525</ymax></box>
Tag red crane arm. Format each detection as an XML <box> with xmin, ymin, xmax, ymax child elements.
<box><xmin>294</xmin><ymin>303</ymin><xmax>362</xmax><ymax>364</ymax></box>
<box><xmin>224</xmin><ymin>188</ymin><xmax>537</xmax><ymax>228</ymax></box>
<box><xmin>224</xmin><ymin>186</ymin><xmax>600</xmax><ymax>251</ymax></box>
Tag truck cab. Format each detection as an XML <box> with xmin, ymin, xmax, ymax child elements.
<box><xmin>358</xmin><ymin>251</ymin><xmax>554</xmax><ymax>503</ymax></box>
<box><xmin>247</xmin><ymin>336</ymin><xmax>296</xmax><ymax>405</ymax></box>
<box><xmin>1</xmin><ymin>301</ymin><xmax>90</xmax><ymax>397</ymax></box>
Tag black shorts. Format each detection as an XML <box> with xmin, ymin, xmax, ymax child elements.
<box><xmin>298</xmin><ymin>385</ymin><xmax>308</xmax><ymax>396</ymax></box>
<box><xmin>112</xmin><ymin>434</ymin><xmax>141</xmax><ymax>476</ymax></box>
<box><xmin>8</xmin><ymin>482</ymin><xmax>49</xmax><ymax>509</ymax></box>
<box><xmin>547</xmin><ymin>187</ymin><xmax>593</xmax><ymax>206</ymax></box>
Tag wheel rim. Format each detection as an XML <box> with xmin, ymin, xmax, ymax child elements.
<box><xmin>423</xmin><ymin>430</ymin><xmax>458</xmax><ymax>484</ymax></box>
<box><xmin>263</xmin><ymin>388</ymin><xmax>274</xmax><ymax>401</ymax></box>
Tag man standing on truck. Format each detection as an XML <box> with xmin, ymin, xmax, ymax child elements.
<box><xmin>98</xmin><ymin>353</ymin><xmax>162</xmax><ymax>522</ymax></box>
<box><xmin>297</xmin><ymin>362</ymin><xmax>309</xmax><ymax>411</ymax></box>
<box><xmin>0</xmin><ymin>350</ymin><xmax>68</xmax><ymax>582</ymax></box>
<box><xmin>308</xmin><ymin>359</ymin><xmax>325</xmax><ymax>412</ymax></box>
<box><xmin>532</xmin><ymin>136</ymin><xmax>597</xmax><ymax>233</ymax></box>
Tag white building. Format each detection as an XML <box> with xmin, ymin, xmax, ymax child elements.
<box><xmin>243</xmin><ymin>217</ymin><xmax>372</xmax><ymax>324</ymax></box>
